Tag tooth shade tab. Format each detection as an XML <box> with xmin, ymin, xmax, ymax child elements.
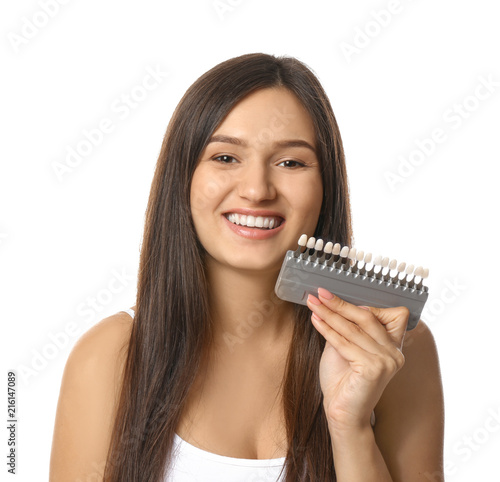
<box><xmin>323</xmin><ymin>242</ymin><xmax>333</xmax><ymax>254</ymax></box>
<box><xmin>288</xmin><ymin>239</ymin><xmax>429</xmax><ymax>293</ymax></box>
<box><xmin>277</xmin><ymin>241</ymin><xmax>431</xmax><ymax>331</ymax></box>
<box><xmin>314</xmin><ymin>239</ymin><xmax>324</xmax><ymax>251</ymax></box>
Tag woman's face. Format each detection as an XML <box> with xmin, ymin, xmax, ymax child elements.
<box><xmin>190</xmin><ymin>87</ymin><xmax>323</xmax><ymax>273</ymax></box>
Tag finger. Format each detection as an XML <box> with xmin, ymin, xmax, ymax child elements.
<box><xmin>310</xmin><ymin>313</ymin><xmax>373</xmax><ymax>364</ymax></box>
<box><xmin>365</xmin><ymin>305</ymin><xmax>409</xmax><ymax>346</ymax></box>
<box><xmin>308</xmin><ymin>297</ymin><xmax>389</xmax><ymax>355</ymax></box>
<box><xmin>311</xmin><ymin>313</ymin><xmax>405</xmax><ymax>379</ymax></box>
<box><xmin>315</xmin><ymin>288</ymin><xmax>391</xmax><ymax>345</ymax></box>
<box><xmin>309</xmin><ymin>302</ymin><xmax>405</xmax><ymax>365</ymax></box>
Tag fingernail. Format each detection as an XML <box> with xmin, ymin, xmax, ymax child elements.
<box><xmin>311</xmin><ymin>313</ymin><xmax>323</xmax><ymax>322</ymax></box>
<box><xmin>359</xmin><ymin>306</ymin><xmax>370</xmax><ymax>311</ymax></box>
<box><xmin>317</xmin><ymin>287</ymin><xmax>334</xmax><ymax>300</ymax></box>
<box><xmin>307</xmin><ymin>294</ymin><xmax>321</xmax><ymax>305</ymax></box>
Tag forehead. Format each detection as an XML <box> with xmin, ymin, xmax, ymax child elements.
<box><xmin>212</xmin><ymin>87</ymin><xmax>317</xmax><ymax>148</ymax></box>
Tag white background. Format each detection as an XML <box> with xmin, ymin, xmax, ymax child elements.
<box><xmin>1</xmin><ymin>0</ymin><xmax>499</xmax><ymax>480</ymax></box>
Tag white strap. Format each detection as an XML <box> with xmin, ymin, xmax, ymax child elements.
<box><xmin>121</xmin><ymin>308</ymin><xmax>135</xmax><ymax>319</ymax></box>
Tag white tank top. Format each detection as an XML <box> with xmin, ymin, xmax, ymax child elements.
<box><xmin>120</xmin><ymin>308</ymin><xmax>287</xmax><ymax>481</ymax></box>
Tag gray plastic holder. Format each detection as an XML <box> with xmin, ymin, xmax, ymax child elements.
<box><xmin>275</xmin><ymin>250</ymin><xmax>429</xmax><ymax>331</ymax></box>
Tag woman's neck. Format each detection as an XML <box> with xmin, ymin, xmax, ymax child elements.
<box><xmin>205</xmin><ymin>257</ymin><xmax>295</xmax><ymax>357</ymax></box>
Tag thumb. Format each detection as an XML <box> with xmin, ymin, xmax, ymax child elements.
<box><xmin>364</xmin><ymin>305</ymin><xmax>409</xmax><ymax>346</ymax></box>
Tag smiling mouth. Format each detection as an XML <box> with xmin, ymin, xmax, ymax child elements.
<box><xmin>224</xmin><ymin>213</ymin><xmax>285</xmax><ymax>230</ymax></box>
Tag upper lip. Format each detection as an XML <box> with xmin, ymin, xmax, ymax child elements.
<box><xmin>222</xmin><ymin>208</ymin><xmax>285</xmax><ymax>220</ymax></box>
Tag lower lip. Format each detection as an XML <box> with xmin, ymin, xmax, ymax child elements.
<box><xmin>222</xmin><ymin>215</ymin><xmax>285</xmax><ymax>240</ymax></box>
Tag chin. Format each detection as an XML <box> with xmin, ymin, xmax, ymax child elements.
<box><xmin>222</xmin><ymin>255</ymin><xmax>283</xmax><ymax>275</ymax></box>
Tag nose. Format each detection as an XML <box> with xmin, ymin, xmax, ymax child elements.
<box><xmin>236</xmin><ymin>161</ymin><xmax>277</xmax><ymax>203</ymax></box>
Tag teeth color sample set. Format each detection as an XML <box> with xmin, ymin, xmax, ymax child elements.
<box><xmin>274</xmin><ymin>235</ymin><xmax>430</xmax><ymax>330</ymax></box>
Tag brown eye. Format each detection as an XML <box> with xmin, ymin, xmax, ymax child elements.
<box><xmin>278</xmin><ymin>160</ymin><xmax>305</xmax><ymax>168</ymax></box>
<box><xmin>214</xmin><ymin>155</ymin><xmax>237</xmax><ymax>164</ymax></box>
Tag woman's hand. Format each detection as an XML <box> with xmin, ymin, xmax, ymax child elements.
<box><xmin>307</xmin><ymin>287</ymin><xmax>410</xmax><ymax>431</ymax></box>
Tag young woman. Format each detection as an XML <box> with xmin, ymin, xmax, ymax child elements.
<box><xmin>49</xmin><ymin>53</ymin><xmax>444</xmax><ymax>481</ymax></box>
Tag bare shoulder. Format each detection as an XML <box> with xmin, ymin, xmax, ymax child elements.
<box><xmin>374</xmin><ymin>320</ymin><xmax>445</xmax><ymax>481</ymax></box>
<box><xmin>49</xmin><ymin>309</ymin><xmax>135</xmax><ymax>481</ymax></box>
<box><xmin>64</xmin><ymin>309</ymin><xmax>134</xmax><ymax>396</ymax></box>
<box><xmin>71</xmin><ymin>309</ymin><xmax>134</xmax><ymax>365</ymax></box>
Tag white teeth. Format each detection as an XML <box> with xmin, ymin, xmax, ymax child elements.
<box><xmin>226</xmin><ymin>213</ymin><xmax>282</xmax><ymax>229</ymax></box>
<box><xmin>298</xmin><ymin>234</ymin><xmax>308</xmax><ymax>246</ymax></box>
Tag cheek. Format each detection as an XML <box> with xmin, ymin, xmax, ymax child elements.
<box><xmin>190</xmin><ymin>166</ymin><xmax>234</xmax><ymax>214</ymax></box>
<box><xmin>292</xmin><ymin>177</ymin><xmax>324</xmax><ymax>233</ymax></box>
<box><xmin>290</xmin><ymin>176</ymin><xmax>323</xmax><ymax>214</ymax></box>
<box><xmin>190</xmin><ymin>172</ymin><xmax>207</xmax><ymax>216</ymax></box>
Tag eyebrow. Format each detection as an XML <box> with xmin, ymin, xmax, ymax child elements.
<box><xmin>207</xmin><ymin>134</ymin><xmax>316</xmax><ymax>154</ymax></box>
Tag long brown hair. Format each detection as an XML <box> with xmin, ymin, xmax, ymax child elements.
<box><xmin>104</xmin><ymin>53</ymin><xmax>352</xmax><ymax>481</ymax></box>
